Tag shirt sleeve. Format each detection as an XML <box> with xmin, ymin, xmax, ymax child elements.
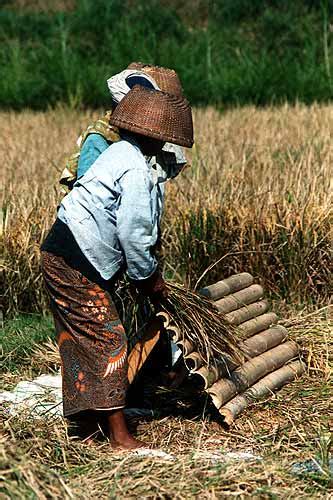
<box><xmin>77</xmin><ymin>134</ymin><xmax>109</xmax><ymax>178</ymax></box>
<box><xmin>116</xmin><ymin>168</ymin><xmax>158</xmax><ymax>281</ymax></box>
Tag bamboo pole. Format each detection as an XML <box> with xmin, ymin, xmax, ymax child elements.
<box><xmin>207</xmin><ymin>341</ymin><xmax>299</xmax><ymax>409</ymax></box>
<box><xmin>241</xmin><ymin>325</ymin><xmax>288</xmax><ymax>358</ymax></box>
<box><xmin>225</xmin><ymin>300</ymin><xmax>269</xmax><ymax>325</ymax></box>
<box><xmin>215</xmin><ymin>284</ymin><xmax>264</xmax><ymax>314</ymax></box>
<box><xmin>189</xmin><ymin>325</ymin><xmax>290</xmax><ymax>386</ymax></box>
<box><xmin>194</xmin><ymin>359</ymin><xmax>233</xmax><ymax>389</ymax></box>
<box><xmin>189</xmin><ymin>326</ymin><xmax>289</xmax><ymax>389</ymax></box>
<box><xmin>200</xmin><ymin>273</ymin><xmax>254</xmax><ymax>301</ymax></box>
<box><xmin>195</xmin><ymin>364</ymin><xmax>220</xmax><ymax>389</ymax></box>
<box><xmin>219</xmin><ymin>360</ymin><xmax>306</xmax><ymax>425</ymax></box>
<box><xmin>237</xmin><ymin>312</ymin><xmax>278</xmax><ymax>338</ymax></box>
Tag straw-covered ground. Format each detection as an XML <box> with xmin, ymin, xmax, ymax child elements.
<box><xmin>1</xmin><ymin>104</ymin><xmax>332</xmax><ymax>497</ymax></box>
<box><xmin>1</xmin><ymin>308</ymin><xmax>332</xmax><ymax>498</ymax></box>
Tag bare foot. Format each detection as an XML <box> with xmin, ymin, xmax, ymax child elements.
<box><xmin>107</xmin><ymin>409</ymin><xmax>149</xmax><ymax>450</ymax></box>
<box><xmin>110</xmin><ymin>436</ymin><xmax>148</xmax><ymax>450</ymax></box>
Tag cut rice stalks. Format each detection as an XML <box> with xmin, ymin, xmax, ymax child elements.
<box><xmin>161</xmin><ymin>282</ymin><xmax>245</xmax><ymax>366</ymax></box>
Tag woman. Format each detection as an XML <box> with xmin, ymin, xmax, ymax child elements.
<box><xmin>41</xmin><ymin>86</ymin><xmax>193</xmax><ymax>449</ymax></box>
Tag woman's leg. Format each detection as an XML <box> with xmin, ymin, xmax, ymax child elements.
<box><xmin>107</xmin><ymin>409</ymin><xmax>145</xmax><ymax>449</ymax></box>
<box><xmin>41</xmin><ymin>251</ymin><xmax>147</xmax><ymax>448</ymax></box>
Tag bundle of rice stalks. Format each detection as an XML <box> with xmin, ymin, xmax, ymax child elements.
<box><xmin>161</xmin><ymin>282</ymin><xmax>244</xmax><ymax>366</ymax></box>
<box><xmin>113</xmin><ymin>279</ymin><xmax>156</xmax><ymax>350</ymax></box>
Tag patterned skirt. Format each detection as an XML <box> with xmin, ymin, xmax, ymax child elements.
<box><xmin>41</xmin><ymin>251</ymin><xmax>128</xmax><ymax>417</ymax></box>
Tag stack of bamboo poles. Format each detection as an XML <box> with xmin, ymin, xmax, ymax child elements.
<box><xmin>162</xmin><ymin>273</ymin><xmax>305</xmax><ymax>426</ymax></box>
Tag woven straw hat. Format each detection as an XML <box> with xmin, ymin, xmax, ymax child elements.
<box><xmin>127</xmin><ymin>62</ymin><xmax>183</xmax><ymax>97</ymax></box>
<box><xmin>109</xmin><ymin>86</ymin><xmax>193</xmax><ymax>148</ymax></box>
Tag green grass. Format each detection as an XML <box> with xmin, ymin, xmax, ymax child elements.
<box><xmin>0</xmin><ymin>0</ymin><xmax>332</xmax><ymax>108</ymax></box>
<box><xmin>1</xmin><ymin>314</ymin><xmax>54</xmax><ymax>374</ymax></box>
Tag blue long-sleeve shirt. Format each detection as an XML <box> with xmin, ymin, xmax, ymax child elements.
<box><xmin>58</xmin><ymin>138</ymin><xmax>162</xmax><ymax>281</ymax></box>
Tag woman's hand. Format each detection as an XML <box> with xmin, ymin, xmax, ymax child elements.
<box><xmin>133</xmin><ymin>269</ymin><xmax>168</xmax><ymax>302</ymax></box>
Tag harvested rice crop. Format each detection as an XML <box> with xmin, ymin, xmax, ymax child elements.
<box><xmin>163</xmin><ymin>282</ymin><xmax>244</xmax><ymax>365</ymax></box>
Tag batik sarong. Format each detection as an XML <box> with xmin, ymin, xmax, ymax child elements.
<box><xmin>41</xmin><ymin>251</ymin><xmax>128</xmax><ymax>417</ymax></box>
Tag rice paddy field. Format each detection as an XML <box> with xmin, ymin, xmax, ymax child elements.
<box><xmin>1</xmin><ymin>104</ymin><xmax>332</xmax><ymax>498</ymax></box>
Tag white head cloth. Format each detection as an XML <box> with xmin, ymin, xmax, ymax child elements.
<box><xmin>107</xmin><ymin>69</ymin><xmax>159</xmax><ymax>104</ymax></box>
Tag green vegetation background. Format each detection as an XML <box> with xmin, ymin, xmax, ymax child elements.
<box><xmin>1</xmin><ymin>0</ymin><xmax>332</xmax><ymax>109</ymax></box>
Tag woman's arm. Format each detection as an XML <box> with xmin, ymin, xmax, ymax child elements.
<box><xmin>116</xmin><ymin>168</ymin><xmax>158</xmax><ymax>281</ymax></box>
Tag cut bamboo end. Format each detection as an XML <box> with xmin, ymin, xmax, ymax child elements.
<box><xmin>177</xmin><ymin>338</ymin><xmax>195</xmax><ymax>357</ymax></box>
<box><xmin>185</xmin><ymin>351</ymin><xmax>204</xmax><ymax>371</ymax></box>
<box><xmin>194</xmin><ymin>365</ymin><xmax>220</xmax><ymax>389</ymax></box>
<box><xmin>207</xmin><ymin>340</ymin><xmax>299</xmax><ymax>408</ymax></box>
<box><xmin>156</xmin><ymin>311</ymin><xmax>171</xmax><ymax>329</ymax></box>
<box><xmin>199</xmin><ymin>273</ymin><xmax>254</xmax><ymax>301</ymax></box>
<box><xmin>219</xmin><ymin>360</ymin><xmax>306</xmax><ymax>426</ymax></box>
<box><xmin>215</xmin><ymin>284</ymin><xmax>264</xmax><ymax>314</ymax></box>
<box><xmin>241</xmin><ymin>325</ymin><xmax>288</xmax><ymax>358</ymax></box>
<box><xmin>238</xmin><ymin>312</ymin><xmax>278</xmax><ymax>338</ymax></box>
<box><xmin>166</xmin><ymin>325</ymin><xmax>182</xmax><ymax>343</ymax></box>
<box><xmin>209</xmin><ymin>378</ymin><xmax>236</xmax><ymax>410</ymax></box>
<box><xmin>225</xmin><ymin>300</ymin><xmax>269</xmax><ymax>325</ymax></box>
<box><xmin>193</xmin><ymin>358</ymin><xmax>235</xmax><ymax>390</ymax></box>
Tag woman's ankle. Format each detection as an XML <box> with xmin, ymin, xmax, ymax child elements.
<box><xmin>106</xmin><ymin>409</ymin><xmax>146</xmax><ymax>449</ymax></box>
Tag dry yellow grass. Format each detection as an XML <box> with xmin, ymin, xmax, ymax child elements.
<box><xmin>182</xmin><ymin>105</ymin><xmax>332</xmax><ymax>228</ymax></box>
<box><xmin>2</xmin><ymin>103</ymin><xmax>332</xmax><ymax>314</ymax></box>
<box><xmin>165</xmin><ymin>105</ymin><xmax>332</xmax><ymax>296</ymax></box>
